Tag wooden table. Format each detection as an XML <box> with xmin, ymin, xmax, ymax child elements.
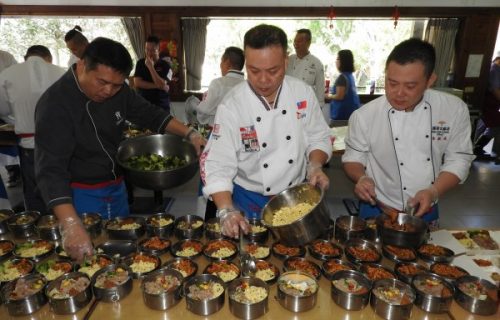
<box><xmin>1</xmin><ymin>231</ymin><xmax>498</xmax><ymax>320</ymax></box>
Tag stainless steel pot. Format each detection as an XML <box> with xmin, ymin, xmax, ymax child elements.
<box><xmin>411</xmin><ymin>273</ymin><xmax>454</xmax><ymax>313</ymax></box>
<box><xmin>1</xmin><ymin>273</ymin><xmax>48</xmax><ymax>316</ymax></box>
<box><xmin>370</xmin><ymin>278</ymin><xmax>416</xmax><ymax>320</ymax></box>
<box><xmin>0</xmin><ymin>209</ymin><xmax>14</xmax><ymax>235</ymax></box>
<box><xmin>454</xmin><ymin>275</ymin><xmax>498</xmax><ymax>316</ymax></box>
<box><xmin>141</xmin><ymin>268</ymin><xmax>183</xmax><ymax>311</ymax></box>
<box><xmin>228</xmin><ymin>276</ymin><xmax>269</xmax><ymax>319</ymax></box>
<box><xmin>184</xmin><ymin>274</ymin><xmax>225</xmax><ymax>316</ymax></box>
<box><xmin>276</xmin><ymin>271</ymin><xmax>318</xmax><ymax>312</ymax></box>
<box><xmin>36</xmin><ymin>214</ymin><xmax>61</xmax><ymax>241</ymax></box>
<box><xmin>174</xmin><ymin>214</ymin><xmax>204</xmax><ymax>239</ymax></box>
<box><xmin>261</xmin><ymin>183</ymin><xmax>330</xmax><ymax>246</ymax></box>
<box><xmin>91</xmin><ymin>264</ymin><xmax>133</xmax><ymax>302</ymax></box>
<box><xmin>334</xmin><ymin>215</ymin><xmax>367</xmax><ymax>243</ymax></box>
<box><xmin>45</xmin><ymin>272</ymin><xmax>92</xmax><ymax>314</ymax></box>
<box><xmin>116</xmin><ymin>134</ymin><xmax>199</xmax><ymax>190</ymax></box>
<box><xmin>244</xmin><ymin>218</ymin><xmax>269</xmax><ymax>243</ymax></box>
<box><xmin>146</xmin><ymin>212</ymin><xmax>175</xmax><ymax>238</ymax></box>
<box><xmin>7</xmin><ymin>211</ymin><xmax>40</xmax><ymax>238</ymax></box>
<box><xmin>376</xmin><ymin>214</ymin><xmax>428</xmax><ymax>248</ymax></box>
<box><xmin>81</xmin><ymin>212</ymin><xmax>102</xmax><ymax>239</ymax></box>
<box><xmin>330</xmin><ymin>269</ymin><xmax>371</xmax><ymax>310</ymax></box>
<box><xmin>105</xmin><ymin>217</ymin><xmax>145</xmax><ymax>240</ymax></box>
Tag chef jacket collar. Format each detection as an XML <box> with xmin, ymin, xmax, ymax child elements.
<box><xmin>227</xmin><ymin>69</ymin><xmax>244</xmax><ymax>77</ymax></box>
<box><xmin>386</xmin><ymin>94</ymin><xmax>427</xmax><ymax>113</ymax></box>
<box><xmin>247</xmin><ymin>81</ymin><xmax>283</xmax><ymax>111</ymax></box>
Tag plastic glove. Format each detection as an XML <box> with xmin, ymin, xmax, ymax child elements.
<box><xmin>408</xmin><ymin>185</ymin><xmax>439</xmax><ymax>217</ymax></box>
<box><xmin>354</xmin><ymin>175</ymin><xmax>377</xmax><ymax>205</ymax></box>
<box><xmin>186</xmin><ymin>128</ymin><xmax>206</xmax><ymax>156</ymax></box>
<box><xmin>59</xmin><ymin>216</ymin><xmax>93</xmax><ymax>263</ymax></box>
<box><xmin>218</xmin><ymin>209</ymin><xmax>250</xmax><ymax>239</ymax></box>
<box><xmin>306</xmin><ymin>162</ymin><xmax>329</xmax><ymax>190</ymax></box>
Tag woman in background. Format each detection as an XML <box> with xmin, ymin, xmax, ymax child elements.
<box><xmin>325</xmin><ymin>49</ymin><xmax>360</xmax><ymax>121</ymax></box>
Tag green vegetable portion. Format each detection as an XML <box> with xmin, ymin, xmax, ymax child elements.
<box><xmin>125</xmin><ymin>153</ymin><xmax>187</xmax><ymax>171</ymax></box>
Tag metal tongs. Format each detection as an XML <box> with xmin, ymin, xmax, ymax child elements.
<box><xmin>239</xmin><ymin>227</ymin><xmax>256</xmax><ymax>276</ymax></box>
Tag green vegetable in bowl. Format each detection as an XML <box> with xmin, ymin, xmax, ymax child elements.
<box><xmin>125</xmin><ymin>153</ymin><xmax>187</xmax><ymax>171</ymax></box>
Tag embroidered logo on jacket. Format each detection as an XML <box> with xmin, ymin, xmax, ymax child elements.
<box><xmin>432</xmin><ymin>121</ymin><xmax>450</xmax><ymax>141</ymax></box>
<box><xmin>240</xmin><ymin>125</ymin><xmax>260</xmax><ymax>152</ymax></box>
<box><xmin>296</xmin><ymin>100</ymin><xmax>307</xmax><ymax>119</ymax></box>
<box><xmin>115</xmin><ymin>111</ymin><xmax>124</xmax><ymax>125</ymax></box>
<box><xmin>211</xmin><ymin>123</ymin><xmax>221</xmax><ymax>140</ymax></box>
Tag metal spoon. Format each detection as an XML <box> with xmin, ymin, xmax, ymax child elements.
<box><xmin>239</xmin><ymin>227</ymin><xmax>256</xmax><ymax>276</ymax></box>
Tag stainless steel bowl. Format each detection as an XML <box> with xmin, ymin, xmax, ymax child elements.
<box><xmin>7</xmin><ymin>211</ymin><xmax>40</xmax><ymax>238</ymax></box>
<box><xmin>36</xmin><ymin>214</ymin><xmax>60</xmax><ymax>241</ymax></box>
<box><xmin>344</xmin><ymin>238</ymin><xmax>382</xmax><ymax>265</ymax></box>
<box><xmin>203</xmin><ymin>239</ymin><xmax>238</xmax><ymax>261</ymax></box>
<box><xmin>394</xmin><ymin>261</ymin><xmax>428</xmax><ymax>285</ymax></box>
<box><xmin>146</xmin><ymin>212</ymin><xmax>175</xmax><ymax>238</ymax></box>
<box><xmin>330</xmin><ymin>269</ymin><xmax>371</xmax><ymax>310</ymax></box>
<box><xmin>283</xmin><ymin>257</ymin><xmax>322</xmax><ymax>280</ymax></box>
<box><xmin>317</xmin><ymin>218</ymin><xmax>335</xmax><ymax>240</ymax></box>
<box><xmin>322</xmin><ymin>258</ymin><xmax>357</xmax><ymax>281</ymax></box>
<box><xmin>205</xmin><ymin>217</ymin><xmax>223</xmax><ymax>240</ymax></box>
<box><xmin>261</xmin><ymin>183</ymin><xmax>330</xmax><ymax>246</ymax></box>
<box><xmin>116</xmin><ymin>134</ymin><xmax>199</xmax><ymax>190</ymax></box>
<box><xmin>174</xmin><ymin>214</ymin><xmax>204</xmax><ymax>239</ymax></box>
<box><xmin>429</xmin><ymin>263</ymin><xmax>469</xmax><ymax>283</ymax></box>
<box><xmin>13</xmin><ymin>239</ymin><xmax>55</xmax><ymax>262</ymax></box>
<box><xmin>253</xmin><ymin>259</ymin><xmax>280</xmax><ymax>285</ymax></box>
<box><xmin>1</xmin><ymin>273</ymin><xmax>48</xmax><ymax>316</ymax></box>
<box><xmin>171</xmin><ymin>239</ymin><xmax>203</xmax><ymax>259</ymax></box>
<box><xmin>81</xmin><ymin>212</ymin><xmax>102</xmax><ymax>239</ymax></box>
<box><xmin>141</xmin><ymin>268</ymin><xmax>183</xmax><ymax>310</ymax></box>
<box><xmin>105</xmin><ymin>216</ymin><xmax>145</xmax><ymax>240</ymax></box>
<box><xmin>76</xmin><ymin>254</ymin><xmax>114</xmax><ymax>278</ymax></box>
<box><xmin>45</xmin><ymin>271</ymin><xmax>92</xmax><ymax>314</ymax></box>
<box><xmin>376</xmin><ymin>214</ymin><xmax>428</xmax><ymax>248</ymax></box>
<box><xmin>365</xmin><ymin>217</ymin><xmax>379</xmax><ymax>242</ymax></box>
<box><xmin>244</xmin><ymin>218</ymin><xmax>269</xmax><ymax>243</ymax></box>
<box><xmin>382</xmin><ymin>244</ymin><xmax>417</xmax><ymax>263</ymax></box>
<box><xmin>411</xmin><ymin>273</ymin><xmax>454</xmax><ymax>313</ymax></box>
<box><xmin>36</xmin><ymin>259</ymin><xmax>74</xmax><ymax>281</ymax></box>
<box><xmin>228</xmin><ymin>276</ymin><xmax>269</xmax><ymax>319</ymax></box>
<box><xmin>162</xmin><ymin>257</ymin><xmax>198</xmax><ymax>280</ymax></box>
<box><xmin>417</xmin><ymin>244</ymin><xmax>455</xmax><ymax>263</ymax></box>
<box><xmin>307</xmin><ymin>239</ymin><xmax>342</xmax><ymax>261</ymax></box>
<box><xmin>138</xmin><ymin>236</ymin><xmax>171</xmax><ymax>256</ymax></box>
<box><xmin>0</xmin><ymin>257</ymin><xmax>35</xmax><ymax>286</ymax></box>
<box><xmin>360</xmin><ymin>263</ymin><xmax>397</xmax><ymax>282</ymax></box>
<box><xmin>334</xmin><ymin>215</ymin><xmax>367</xmax><ymax>243</ymax></box>
<box><xmin>184</xmin><ymin>274</ymin><xmax>226</xmax><ymax>316</ymax></box>
<box><xmin>277</xmin><ymin>271</ymin><xmax>319</xmax><ymax>312</ymax></box>
<box><xmin>0</xmin><ymin>239</ymin><xmax>15</xmax><ymax>262</ymax></box>
<box><xmin>122</xmin><ymin>252</ymin><xmax>161</xmax><ymax>279</ymax></box>
<box><xmin>0</xmin><ymin>209</ymin><xmax>14</xmax><ymax>235</ymax></box>
<box><xmin>271</xmin><ymin>241</ymin><xmax>305</xmax><ymax>260</ymax></box>
<box><xmin>454</xmin><ymin>275</ymin><xmax>498</xmax><ymax>316</ymax></box>
<box><xmin>91</xmin><ymin>263</ymin><xmax>133</xmax><ymax>302</ymax></box>
<box><xmin>96</xmin><ymin>240</ymin><xmax>138</xmax><ymax>261</ymax></box>
<box><xmin>370</xmin><ymin>278</ymin><xmax>416</xmax><ymax>320</ymax></box>
<box><xmin>243</xmin><ymin>241</ymin><xmax>270</xmax><ymax>260</ymax></box>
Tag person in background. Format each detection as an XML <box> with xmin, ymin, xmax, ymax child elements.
<box><xmin>325</xmin><ymin>49</ymin><xmax>360</xmax><ymax>121</ymax></box>
<box><xmin>64</xmin><ymin>25</ymin><xmax>89</xmax><ymax>66</ymax></box>
<box><xmin>0</xmin><ymin>45</ymin><xmax>65</xmax><ymax>213</ymax></box>
<box><xmin>342</xmin><ymin>38</ymin><xmax>474</xmax><ymax>229</ymax></box>
<box><xmin>286</xmin><ymin>29</ymin><xmax>325</xmax><ymax>105</ymax></box>
<box><xmin>0</xmin><ymin>49</ymin><xmax>17</xmax><ymax>72</ymax></box>
<box><xmin>35</xmin><ymin>37</ymin><xmax>205</xmax><ymax>262</ymax></box>
<box><xmin>134</xmin><ymin>35</ymin><xmax>171</xmax><ymax>113</ymax></box>
<box><xmin>201</xmin><ymin>25</ymin><xmax>332</xmax><ymax>238</ymax></box>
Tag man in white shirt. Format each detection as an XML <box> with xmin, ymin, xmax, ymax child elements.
<box><xmin>0</xmin><ymin>50</ymin><xmax>17</xmax><ymax>72</ymax></box>
<box><xmin>342</xmin><ymin>38</ymin><xmax>474</xmax><ymax>227</ymax></box>
<box><xmin>0</xmin><ymin>45</ymin><xmax>65</xmax><ymax>212</ymax></box>
<box><xmin>201</xmin><ymin>25</ymin><xmax>332</xmax><ymax>238</ymax></box>
<box><xmin>196</xmin><ymin>46</ymin><xmax>245</xmax><ymax>126</ymax></box>
<box><xmin>286</xmin><ymin>29</ymin><xmax>325</xmax><ymax>105</ymax></box>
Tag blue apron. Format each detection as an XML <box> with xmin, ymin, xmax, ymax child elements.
<box><xmin>359</xmin><ymin>201</ymin><xmax>439</xmax><ymax>222</ymax></box>
<box><xmin>232</xmin><ymin>184</ymin><xmax>272</xmax><ymax>220</ymax></box>
<box><xmin>71</xmin><ymin>179</ymin><xmax>129</xmax><ymax>220</ymax></box>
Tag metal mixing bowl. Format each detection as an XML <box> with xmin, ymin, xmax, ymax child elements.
<box><xmin>116</xmin><ymin>134</ymin><xmax>198</xmax><ymax>190</ymax></box>
<box><xmin>376</xmin><ymin>214</ymin><xmax>428</xmax><ymax>248</ymax></box>
<box><xmin>261</xmin><ymin>183</ymin><xmax>330</xmax><ymax>246</ymax></box>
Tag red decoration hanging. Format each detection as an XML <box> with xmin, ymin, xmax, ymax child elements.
<box><xmin>392</xmin><ymin>5</ymin><xmax>400</xmax><ymax>29</ymax></box>
<box><xmin>328</xmin><ymin>6</ymin><xmax>336</xmax><ymax>29</ymax></box>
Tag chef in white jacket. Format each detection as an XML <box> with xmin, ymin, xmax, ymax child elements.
<box><xmin>201</xmin><ymin>25</ymin><xmax>332</xmax><ymax>238</ymax></box>
<box><xmin>342</xmin><ymin>38</ymin><xmax>474</xmax><ymax>227</ymax></box>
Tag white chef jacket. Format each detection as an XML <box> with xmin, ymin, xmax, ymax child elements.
<box><xmin>0</xmin><ymin>50</ymin><xmax>17</xmax><ymax>73</ymax></box>
<box><xmin>0</xmin><ymin>56</ymin><xmax>65</xmax><ymax>149</ymax></box>
<box><xmin>286</xmin><ymin>53</ymin><xmax>325</xmax><ymax>105</ymax></box>
<box><xmin>196</xmin><ymin>70</ymin><xmax>245</xmax><ymax>126</ymax></box>
<box><xmin>342</xmin><ymin>89</ymin><xmax>474</xmax><ymax>211</ymax></box>
<box><xmin>201</xmin><ymin>75</ymin><xmax>332</xmax><ymax>197</ymax></box>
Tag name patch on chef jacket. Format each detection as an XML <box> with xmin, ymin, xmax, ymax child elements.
<box><xmin>211</xmin><ymin>123</ymin><xmax>221</xmax><ymax>140</ymax></box>
<box><xmin>432</xmin><ymin>121</ymin><xmax>450</xmax><ymax>141</ymax></box>
<box><xmin>296</xmin><ymin>100</ymin><xmax>307</xmax><ymax>119</ymax></box>
<box><xmin>240</xmin><ymin>125</ymin><xmax>260</xmax><ymax>152</ymax></box>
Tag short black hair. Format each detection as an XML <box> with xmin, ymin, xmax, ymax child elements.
<box><xmin>297</xmin><ymin>28</ymin><xmax>312</xmax><ymax>42</ymax></box>
<box><xmin>222</xmin><ymin>46</ymin><xmax>245</xmax><ymax>71</ymax></box>
<box><xmin>244</xmin><ymin>24</ymin><xmax>287</xmax><ymax>53</ymax></box>
<box><xmin>82</xmin><ymin>37</ymin><xmax>133</xmax><ymax>76</ymax></box>
<box><xmin>386</xmin><ymin>38</ymin><xmax>436</xmax><ymax>79</ymax></box>
<box><xmin>337</xmin><ymin>49</ymin><xmax>355</xmax><ymax>72</ymax></box>
<box><xmin>146</xmin><ymin>35</ymin><xmax>160</xmax><ymax>46</ymax></box>
<box><xmin>64</xmin><ymin>25</ymin><xmax>88</xmax><ymax>44</ymax></box>
<box><xmin>25</xmin><ymin>45</ymin><xmax>52</xmax><ymax>61</ymax></box>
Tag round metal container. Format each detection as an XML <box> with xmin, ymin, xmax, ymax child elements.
<box><xmin>228</xmin><ymin>276</ymin><xmax>269</xmax><ymax>319</ymax></box>
<box><xmin>141</xmin><ymin>268</ymin><xmax>183</xmax><ymax>311</ymax></box>
<box><xmin>253</xmin><ymin>259</ymin><xmax>280</xmax><ymax>284</ymax></box>
<box><xmin>394</xmin><ymin>261</ymin><xmax>428</xmax><ymax>285</ymax></box>
<box><xmin>454</xmin><ymin>275</ymin><xmax>498</xmax><ymax>316</ymax></box>
<box><xmin>243</xmin><ymin>241</ymin><xmax>270</xmax><ymax>260</ymax></box>
<box><xmin>261</xmin><ymin>183</ymin><xmax>330</xmax><ymax>246</ymax></box>
<box><xmin>204</xmin><ymin>260</ymin><xmax>241</xmax><ymax>284</ymax></box>
<box><xmin>174</xmin><ymin>215</ymin><xmax>204</xmax><ymax>239</ymax></box>
<box><xmin>322</xmin><ymin>258</ymin><xmax>357</xmax><ymax>281</ymax></box>
<box><xmin>276</xmin><ymin>271</ymin><xmax>318</xmax><ymax>312</ymax></box>
<box><xmin>36</xmin><ymin>259</ymin><xmax>74</xmax><ymax>281</ymax></box>
<box><xmin>429</xmin><ymin>263</ymin><xmax>469</xmax><ymax>283</ymax></box>
<box><xmin>370</xmin><ymin>278</ymin><xmax>416</xmax><ymax>320</ymax></box>
<box><xmin>36</xmin><ymin>214</ymin><xmax>61</xmax><ymax>241</ymax></box>
<box><xmin>360</xmin><ymin>263</ymin><xmax>397</xmax><ymax>282</ymax></box>
<box><xmin>417</xmin><ymin>244</ymin><xmax>455</xmax><ymax>263</ymax></box>
<box><xmin>364</xmin><ymin>218</ymin><xmax>379</xmax><ymax>242</ymax></box>
<box><xmin>307</xmin><ymin>239</ymin><xmax>342</xmax><ymax>261</ymax></box>
<box><xmin>0</xmin><ymin>257</ymin><xmax>35</xmax><ymax>286</ymax></box>
<box><xmin>344</xmin><ymin>238</ymin><xmax>382</xmax><ymax>265</ymax></box>
<box><xmin>75</xmin><ymin>254</ymin><xmax>114</xmax><ymax>278</ymax></box>
<box><xmin>205</xmin><ymin>217</ymin><xmax>223</xmax><ymax>240</ymax></box>
<box><xmin>1</xmin><ymin>273</ymin><xmax>48</xmax><ymax>316</ymax></box>
<box><xmin>283</xmin><ymin>257</ymin><xmax>322</xmax><ymax>280</ymax></box>
<box><xmin>116</xmin><ymin>134</ymin><xmax>199</xmax><ymax>190</ymax></box>
<box><xmin>317</xmin><ymin>218</ymin><xmax>335</xmax><ymax>240</ymax></box>
<box><xmin>0</xmin><ymin>239</ymin><xmax>15</xmax><ymax>262</ymax></box>
<box><xmin>91</xmin><ymin>263</ymin><xmax>133</xmax><ymax>302</ymax></box>
<box><xmin>96</xmin><ymin>240</ymin><xmax>138</xmax><ymax>261</ymax></box>
<box><xmin>122</xmin><ymin>252</ymin><xmax>161</xmax><ymax>279</ymax></box>
<box><xmin>45</xmin><ymin>272</ymin><xmax>92</xmax><ymax>314</ymax></box>
<box><xmin>184</xmin><ymin>274</ymin><xmax>226</xmax><ymax>316</ymax></box>
<box><xmin>330</xmin><ymin>269</ymin><xmax>371</xmax><ymax>310</ymax></box>
<box><xmin>105</xmin><ymin>217</ymin><xmax>145</xmax><ymax>240</ymax></box>
<box><xmin>162</xmin><ymin>257</ymin><xmax>198</xmax><ymax>280</ymax></box>
<box><xmin>138</xmin><ymin>236</ymin><xmax>171</xmax><ymax>256</ymax></box>
<box><xmin>13</xmin><ymin>239</ymin><xmax>55</xmax><ymax>262</ymax></box>
<box><xmin>334</xmin><ymin>215</ymin><xmax>367</xmax><ymax>243</ymax></box>
<box><xmin>203</xmin><ymin>239</ymin><xmax>238</xmax><ymax>261</ymax></box>
<box><xmin>376</xmin><ymin>214</ymin><xmax>428</xmax><ymax>248</ymax></box>
<box><xmin>0</xmin><ymin>209</ymin><xmax>14</xmax><ymax>235</ymax></box>
<box><xmin>244</xmin><ymin>218</ymin><xmax>269</xmax><ymax>243</ymax></box>
<box><xmin>7</xmin><ymin>211</ymin><xmax>40</xmax><ymax>238</ymax></box>
<box><xmin>171</xmin><ymin>239</ymin><xmax>203</xmax><ymax>259</ymax></box>
<box><xmin>382</xmin><ymin>244</ymin><xmax>417</xmax><ymax>263</ymax></box>
<box><xmin>411</xmin><ymin>273</ymin><xmax>454</xmax><ymax>313</ymax></box>
<box><xmin>145</xmin><ymin>212</ymin><xmax>175</xmax><ymax>238</ymax></box>
<box><xmin>55</xmin><ymin>245</ymin><xmax>71</xmax><ymax>260</ymax></box>
<box><xmin>271</xmin><ymin>241</ymin><xmax>306</xmax><ymax>260</ymax></box>
<box><xmin>81</xmin><ymin>212</ymin><xmax>102</xmax><ymax>239</ymax></box>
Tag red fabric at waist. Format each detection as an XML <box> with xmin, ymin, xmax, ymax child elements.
<box><xmin>17</xmin><ymin>133</ymin><xmax>35</xmax><ymax>138</ymax></box>
<box><xmin>70</xmin><ymin>176</ymin><xmax>124</xmax><ymax>190</ymax></box>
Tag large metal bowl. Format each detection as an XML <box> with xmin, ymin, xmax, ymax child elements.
<box><xmin>376</xmin><ymin>214</ymin><xmax>428</xmax><ymax>248</ymax></box>
<box><xmin>261</xmin><ymin>183</ymin><xmax>330</xmax><ymax>246</ymax></box>
<box><xmin>331</xmin><ymin>269</ymin><xmax>371</xmax><ymax>310</ymax></box>
<box><xmin>116</xmin><ymin>134</ymin><xmax>198</xmax><ymax>190</ymax></box>
<box><xmin>228</xmin><ymin>276</ymin><xmax>269</xmax><ymax>319</ymax></box>
<box><xmin>141</xmin><ymin>268</ymin><xmax>183</xmax><ymax>311</ymax></box>
<box><xmin>45</xmin><ymin>272</ymin><xmax>92</xmax><ymax>314</ymax></box>
<box><xmin>411</xmin><ymin>273</ymin><xmax>454</xmax><ymax>313</ymax></box>
<box><xmin>1</xmin><ymin>273</ymin><xmax>48</xmax><ymax>316</ymax></box>
<box><xmin>454</xmin><ymin>275</ymin><xmax>498</xmax><ymax>316</ymax></box>
<box><xmin>370</xmin><ymin>278</ymin><xmax>416</xmax><ymax>320</ymax></box>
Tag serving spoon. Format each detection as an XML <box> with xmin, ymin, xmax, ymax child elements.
<box><xmin>239</xmin><ymin>227</ymin><xmax>256</xmax><ymax>276</ymax></box>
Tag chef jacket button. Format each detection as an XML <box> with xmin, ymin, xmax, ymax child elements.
<box><xmin>403</xmin><ymin>187</ymin><xmax>407</xmax><ymax>190</ymax></box>
<box><xmin>256</xmin><ymin>117</ymin><xmax>261</xmax><ymax>122</ymax></box>
<box><xmin>424</xmin><ymin>106</ymin><xmax>428</xmax><ymax>110</ymax></box>
<box><xmin>282</xmin><ymin>110</ymin><xmax>287</xmax><ymax>115</ymax></box>
<box><xmin>266</xmin><ymin>187</ymin><xmax>271</xmax><ymax>192</ymax></box>
<box><xmin>431</xmin><ymin>181</ymin><xmax>434</xmax><ymax>184</ymax></box>
<box><xmin>400</xmin><ymin>162</ymin><xmax>404</xmax><ymax>166</ymax></box>
<box><xmin>395</xmin><ymin>137</ymin><xmax>399</xmax><ymax>141</ymax></box>
<box><xmin>286</xmin><ymin>135</ymin><xmax>291</xmax><ymax>140</ymax></box>
<box><xmin>288</xmin><ymin>182</ymin><xmax>292</xmax><ymax>186</ymax></box>
<box><xmin>288</xmin><ymin>159</ymin><xmax>293</xmax><ymax>164</ymax></box>
<box><xmin>263</xmin><ymin>163</ymin><xmax>268</xmax><ymax>168</ymax></box>
<box><xmin>426</xmin><ymin>135</ymin><xmax>429</xmax><ymax>138</ymax></box>
<box><xmin>427</xmin><ymin>158</ymin><xmax>430</xmax><ymax>161</ymax></box>
<box><xmin>262</xmin><ymin>142</ymin><xmax>267</xmax><ymax>148</ymax></box>
<box><xmin>391</xmin><ymin>110</ymin><xmax>395</xmax><ymax>114</ymax></box>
